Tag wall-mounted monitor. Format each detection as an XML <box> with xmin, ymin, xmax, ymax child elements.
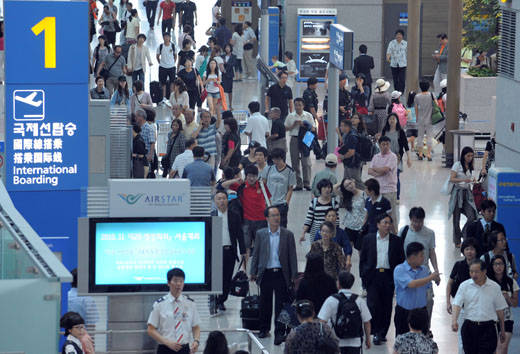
<box><xmin>78</xmin><ymin>217</ymin><xmax>222</xmax><ymax>295</ymax></box>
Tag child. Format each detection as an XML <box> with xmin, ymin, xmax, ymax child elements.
<box><xmin>269</xmin><ymin>54</ymin><xmax>286</xmax><ymax>72</ymax></box>
<box><xmin>60</xmin><ymin>312</ymin><xmax>87</xmax><ymax>354</ymax></box>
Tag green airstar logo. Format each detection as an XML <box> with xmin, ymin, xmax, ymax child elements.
<box><xmin>118</xmin><ymin>193</ymin><xmax>144</xmax><ymax>205</ymax></box>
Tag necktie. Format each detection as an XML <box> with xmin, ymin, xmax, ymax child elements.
<box><xmin>485</xmin><ymin>223</ymin><xmax>490</xmax><ymax>233</ymax></box>
<box><xmin>173</xmin><ymin>300</ymin><xmax>183</xmax><ymax>344</ymax></box>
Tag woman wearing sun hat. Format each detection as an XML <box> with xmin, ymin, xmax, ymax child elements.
<box><xmin>369</xmin><ymin>78</ymin><xmax>392</xmax><ymax>133</ymax></box>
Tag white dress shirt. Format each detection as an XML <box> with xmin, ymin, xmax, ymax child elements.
<box><xmin>147</xmin><ymin>293</ymin><xmax>200</xmax><ymax>345</ymax></box>
<box><xmin>284</xmin><ymin>110</ymin><xmax>315</xmax><ymax>137</ymax></box>
<box><xmin>453</xmin><ymin>277</ymin><xmax>507</xmax><ymax>321</ymax></box>
<box><xmin>376</xmin><ymin>232</ymin><xmax>390</xmax><ymax>269</ymax></box>
<box><xmin>244</xmin><ymin>112</ymin><xmax>270</xmax><ymax>147</ymax></box>
<box><xmin>318</xmin><ymin>289</ymin><xmax>372</xmax><ymax>348</ymax></box>
<box><xmin>218</xmin><ymin>209</ymin><xmax>231</xmax><ymax>246</ymax></box>
<box><xmin>267</xmin><ymin>227</ymin><xmax>282</xmax><ymax>269</ymax></box>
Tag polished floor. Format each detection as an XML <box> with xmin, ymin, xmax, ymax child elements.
<box><xmin>91</xmin><ymin>2</ymin><xmax>520</xmax><ymax>353</ymax></box>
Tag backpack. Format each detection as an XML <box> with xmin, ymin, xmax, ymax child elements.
<box><xmin>332</xmin><ymin>293</ymin><xmax>363</xmax><ymax>339</ymax></box>
<box><xmin>401</xmin><ymin>225</ymin><xmax>410</xmax><ymax>243</ymax></box>
<box><xmin>356</xmin><ymin>134</ymin><xmax>375</xmax><ymax>162</ymax></box>
<box><xmin>392</xmin><ymin>103</ymin><xmax>408</xmax><ymax>128</ymax></box>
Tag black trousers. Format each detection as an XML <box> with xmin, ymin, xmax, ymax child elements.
<box><xmin>340</xmin><ymin>347</ymin><xmax>361</xmax><ymax>354</ymax></box>
<box><xmin>366</xmin><ymin>270</ymin><xmax>394</xmax><ymax>338</ymax></box>
<box><xmin>461</xmin><ymin>320</ymin><xmax>497</xmax><ymax>354</ymax></box>
<box><xmin>145</xmin><ymin>1</ymin><xmax>158</xmax><ymax>28</ymax></box>
<box><xmin>218</xmin><ymin>246</ymin><xmax>236</xmax><ymax>305</ymax></box>
<box><xmin>157</xmin><ymin>344</ymin><xmax>189</xmax><ymax>354</ymax></box>
<box><xmin>391</xmin><ymin>66</ymin><xmax>406</xmax><ymax>93</ymax></box>
<box><xmin>162</xmin><ymin>18</ymin><xmax>173</xmax><ymax>36</ymax></box>
<box><xmin>275</xmin><ymin>203</ymin><xmax>289</xmax><ymax>228</ymax></box>
<box><xmin>259</xmin><ymin>269</ymin><xmax>291</xmax><ymax>335</ymax></box>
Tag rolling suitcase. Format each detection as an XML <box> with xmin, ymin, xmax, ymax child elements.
<box><xmin>240</xmin><ymin>292</ymin><xmax>261</xmax><ymax>330</ymax></box>
<box><xmin>150</xmin><ymin>81</ymin><xmax>163</xmax><ymax>104</ymax></box>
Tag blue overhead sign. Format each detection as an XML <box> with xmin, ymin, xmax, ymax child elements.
<box><xmin>4</xmin><ymin>1</ymin><xmax>88</xmax><ymax>84</ymax></box>
<box><xmin>329</xmin><ymin>24</ymin><xmax>354</xmax><ymax>70</ymax></box>
<box><xmin>4</xmin><ymin>0</ymin><xmax>88</xmax><ymax>191</ymax></box>
<box><xmin>5</xmin><ymin>84</ymin><xmax>88</xmax><ymax>191</ymax></box>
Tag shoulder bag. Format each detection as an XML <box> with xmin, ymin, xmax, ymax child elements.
<box><xmin>431</xmin><ymin>93</ymin><xmax>445</xmax><ymax>125</ymax></box>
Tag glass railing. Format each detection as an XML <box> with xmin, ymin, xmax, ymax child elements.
<box><xmin>0</xmin><ymin>224</ymin><xmax>43</xmax><ymax>279</ymax></box>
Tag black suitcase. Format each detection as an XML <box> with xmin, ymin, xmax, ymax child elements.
<box><xmin>150</xmin><ymin>81</ymin><xmax>163</xmax><ymax>103</ymax></box>
<box><xmin>240</xmin><ymin>295</ymin><xmax>261</xmax><ymax>330</ymax></box>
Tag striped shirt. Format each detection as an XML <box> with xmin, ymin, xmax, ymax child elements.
<box><xmin>304</xmin><ymin>197</ymin><xmax>340</xmax><ymax>238</ymax></box>
<box><xmin>197</xmin><ymin>124</ymin><xmax>217</xmax><ymax>156</ymax></box>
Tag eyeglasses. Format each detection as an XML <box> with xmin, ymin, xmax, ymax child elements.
<box><xmin>72</xmin><ymin>325</ymin><xmax>86</xmax><ymax>330</ymax></box>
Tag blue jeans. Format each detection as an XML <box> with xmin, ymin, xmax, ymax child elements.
<box><xmin>397</xmin><ymin>168</ymin><xmax>401</xmax><ymax>200</ymax></box>
<box><xmin>132</xmin><ymin>69</ymin><xmax>144</xmax><ymax>83</ymax></box>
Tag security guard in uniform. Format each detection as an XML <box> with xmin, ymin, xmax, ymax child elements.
<box><xmin>147</xmin><ymin>268</ymin><xmax>201</xmax><ymax>354</ymax></box>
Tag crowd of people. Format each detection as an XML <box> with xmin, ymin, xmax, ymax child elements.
<box><xmin>60</xmin><ymin>2</ymin><xmax>515</xmax><ymax>354</ymax></box>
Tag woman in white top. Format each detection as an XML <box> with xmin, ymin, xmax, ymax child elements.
<box><xmin>169</xmin><ymin>78</ymin><xmax>190</xmax><ymax>111</ymax></box>
<box><xmin>203</xmin><ymin>59</ymin><xmax>221</xmax><ymax>118</ymax></box>
<box><xmin>125</xmin><ymin>9</ymin><xmax>140</xmax><ymax>44</ymax></box>
<box><xmin>212</xmin><ymin>0</ymin><xmax>221</xmax><ymax>25</ymax></box>
<box><xmin>230</xmin><ymin>23</ymin><xmax>245</xmax><ymax>81</ymax></box>
<box><xmin>448</xmin><ymin>146</ymin><xmax>477</xmax><ymax>248</ymax></box>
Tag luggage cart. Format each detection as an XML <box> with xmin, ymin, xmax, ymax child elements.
<box><xmin>233</xmin><ymin>110</ymin><xmax>250</xmax><ymax>145</ymax></box>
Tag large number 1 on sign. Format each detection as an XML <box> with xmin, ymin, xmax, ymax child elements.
<box><xmin>31</xmin><ymin>17</ymin><xmax>56</xmax><ymax>69</ymax></box>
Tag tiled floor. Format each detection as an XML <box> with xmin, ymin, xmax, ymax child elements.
<box><xmin>95</xmin><ymin>2</ymin><xmax>520</xmax><ymax>352</ymax></box>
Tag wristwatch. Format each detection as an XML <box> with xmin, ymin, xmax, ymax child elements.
<box><xmin>194</xmin><ymin>339</ymin><xmax>200</xmax><ymax>345</ymax></box>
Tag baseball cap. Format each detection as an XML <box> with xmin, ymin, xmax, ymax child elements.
<box><xmin>391</xmin><ymin>90</ymin><xmax>402</xmax><ymax>100</ymax></box>
<box><xmin>325</xmin><ymin>153</ymin><xmax>338</xmax><ymax>166</ymax></box>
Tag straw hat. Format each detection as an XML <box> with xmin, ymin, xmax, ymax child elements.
<box><xmin>375</xmin><ymin>79</ymin><xmax>391</xmax><ymax>92</ymax></box>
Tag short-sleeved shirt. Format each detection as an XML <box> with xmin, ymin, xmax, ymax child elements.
<box><xmin>270</xmin><ymin>118</ymin><xmax>286</xmax><ymax>140</ymax></box>
<box><xmin>261</xmin><ymin>164</ymin><xmax>296</xmax><ymax>206</ymax></box>
<box><xmin>157</xmin><ymin>42</ymin><xmax>176</xmax><ymax>69</ymax></box>
<box><xmin>400</xmin><ymin>225</ymin><xmax>436</xmax><ymax>269</ymax></box>
<box><xmin>449</xmin><ymin>260</ymin><xmax>470</xmax><ymax>298</ymax></box>
<box><xmin>140</xmin><ymin>122</ymin><xmax>156</xmax><ymax>153</ymax></box>
<box><xmin>386</xmin><ymin>39</ymin><xmax>408</xmax><ymax>67</ymax></box>
<box><xmin>365</xmin><ymin>195</ymin><xmax>392</xmax><ymax>233</ymax></box>
<box><xmin>453</xmin><ymin>278</ymin><xmax>508</xmax><ymax>321</ymax></box>
<box><xmin>342</xmin><ymin>131</ymin><xmax>359</xmax><ymax>168</ymax></box>
<box><xmin>231</xmin><ymin>32</ymin><xmax>245</xmax><ymax>59</ymax></box>
<box><xmin>171</xmin><ymin>149</ymin><xmax>194</xmax><ymax>177</ymax></box>
<box><xmin>284</xmin><ymin>111</ymin><xmax>314</xmax><ymax>137</ymax></box>
<box><xmin>394</xmin><ymin>261</ymin><xmax>431</xmax><ymax>310</ymax></box>
<box><xmin>103</xmin><ymin>54</ymin><xmax>126</xmax><ymax>78</ymax></box>
<box><xmin>196</xmin><ymin>124</ymin><xmax>217</xmax><ymax>156</ymax></box>
<box><xmin>68</xmin><ymin>288</ymin><xmax>99</xmax><ymax>325</ymax></box>
<box><xmin>147</xmin><ymin>293</ymin><xmax>200</xmax><ymax>345</ymax></box>
<box><xmin>182</xmin><ymin>159</ymin><xmax>215</xmax><ymax>186</ymax></box>
<box><xmin>239</xmin><ymin>181</ymin><xmax>271</xmax><ymax>221</ymax></box>
<box><xmin>393</xmin><ymin>332</ymin><xmax>439</xmax><ymax>354</ymax></box>
<box><xmin>303</xmin><ymin>87</ymin><xmax>318</xmax><ymax>113</ymax></box>
<box><xmin>451</xmin><ymin>161</ymin><xmax>473</xmax><ymax>189</ymax></box>
<box><xmin>267</xmin><ymin>83</ymin><xmax>293</xmax><ymax>119</ymax></box>
<box><xmin>414</xmin><ymin>92</ymin><xmax>433</xmax><ymax>126</ymax></box>
<box><xmin>244</xmin><ymin>112</ymin><xmax>270</xmax><ymax>147</ymax></box>
<box><xmin>180</xmin><ymin>1</ymin><xmax>196</xmax><ymax>23</ymax></box>
<box><xmin>318</xmin><ymin>289</ymin><xmax>372</xmax><ymax>348</ymax></box>
<box><xmin>311</xmin><ymin>168</ymin><xmax>338</xmax><ymax>197</ymax></box>
<box><xmin>369</xmin><ymin>152</ymin><xmax>398</xmax><ymax>194</ymax></box>
<box><xmin>160</xmin><ymin>1</ymin><xmax>176</xmax><ymax>20</ymax></box>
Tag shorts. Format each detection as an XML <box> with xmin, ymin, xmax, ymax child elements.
<box><xmin>158</xmin><ymin>66</ymin><xmax>176</xmax><ymax>85</ymax></box>
<box><xmin>207</xmin><ymin>91</ymin><xmax>220</xmax><ymax>99</ymax></box>
<box><xmin>497</xmin><ymin>320</ymin><xmax>514</xmax><ymax>333</ymax></box>
<box><xmin>406</xmin><ymin>128</ymin><xmax>418</xmax><ymax>138</ymax></box>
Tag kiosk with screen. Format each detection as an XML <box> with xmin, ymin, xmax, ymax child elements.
<box><xmin>296</xmin><ymin>8</ymin><xmax>337</xmax><ymax>81</ymax></box>
<box><xmin>77</xmin><ymin>216</ymin><xmax>223</xmax><ymax>295</ymax></box>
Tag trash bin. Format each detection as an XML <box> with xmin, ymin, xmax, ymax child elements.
<box><xmin>450</xmin><ymin>129</ymin><xmax>476</xmax><ymax>160</ymax></box>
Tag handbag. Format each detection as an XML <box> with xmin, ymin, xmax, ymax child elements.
<box><xmin>230</xmin><ymin>258</ymin><xmax>249</xmax><ymax>297</ymax></box>
<box><xmin>114</xmin><ymin>20</ymin><xmax>122</xmax><ymax>33</ymax></box>
<box><xmin>200</xmin><ymin>88</ymin><xmax>208</xmax><ymax>102</ymax></box>
<box><xmin>101</xmin><ymin>54</ymin><xmax>121</xmax><ymax>80</ymax></box>
<box><xmin>431</xmin><ymin>93</ymin><xmax>445</xmax><ymax>125</ymax></box>
<box><xmin>441</xmin><ymin>175</ymin><xmax>453</xmax><ymax>195</ymax></box>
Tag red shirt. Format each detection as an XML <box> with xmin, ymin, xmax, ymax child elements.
<box><xmin>240</xmin><ymin>181</ymin><xmax>271</xmax><ymax>221</ymax></box>
<box><xmin>160</xmin><ymin>1</ymin><xmax>176</xmax><ymax>20</ymax></box>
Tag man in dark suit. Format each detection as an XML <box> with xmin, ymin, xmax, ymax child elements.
<box><xmin>250</xmin><ymin>205</ymin><xmax>298</xmax><ymax>345</ymax></box>
<box><xmin>212</xmin><ymin>190</ymin><xmax>246</xmax><ymax>311</ymax></box>
<box><xmin>360</xmin><ymin>213</ymin><xmax>405</xmax><ymax>345</ymax></box>
<box><xmin>353</xmin><ymin>44</ymin><xmax>375</xmax><ymax>100</ymax></box>
<box><xmin>464</xmin><ymin>199</ymin><xmax>505</xmax><ymax>256</ymax></box>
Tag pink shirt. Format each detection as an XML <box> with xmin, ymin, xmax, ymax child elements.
<box><xmin>369</xmin><ymin>151</ymin><xmax>398</xmax><ymax>194</ymax></box>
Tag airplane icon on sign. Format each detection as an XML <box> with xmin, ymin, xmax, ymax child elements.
<box><xmin>15</xmin><ymin>92</ymin><xmax>43</xmax><ymax>107</ymax></box>
<box><xmin>13</xmin><ymin>89</ymin><xmax>45</xmax><ymax>121</ymax></box>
